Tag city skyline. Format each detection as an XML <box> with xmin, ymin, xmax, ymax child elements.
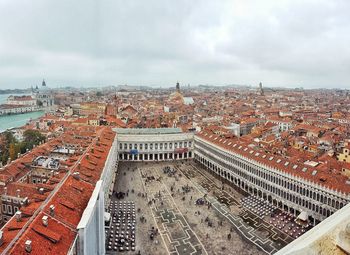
<box><xmin>1</xmin><ymin>0</ymin><xmax>350</xmax><ymax>89</ymax></box>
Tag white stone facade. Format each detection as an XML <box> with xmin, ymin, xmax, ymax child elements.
<box><xmin>116</xmin><ymin>132</ymin><xmax>194</xmax><ymax>161</ymax></box>
<box><xmin>194</xmin><ymin>136</ymin><xmax>350</xmax><ymax>225</ymax></box>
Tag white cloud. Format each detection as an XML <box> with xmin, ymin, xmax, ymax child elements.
<box><xmin>0</xmin><ymin>0</ymin><xmax>349</xmax><ymax>88</ymax></box>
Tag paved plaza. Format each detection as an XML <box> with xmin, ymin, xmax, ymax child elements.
<box><xmin>108</xmin><ymin>160</ymin><xmax>307</xmax><ymax>254</ymax></box>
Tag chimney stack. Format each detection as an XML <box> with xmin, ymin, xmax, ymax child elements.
<box><xmin>42</xmin><ymin>215</ymin><xmax>48</xmax><ymax>227</ymax></box>
<box><xmin>4</xmin><ymin>187</ymin><xmax>7</xmax><ymax>196</ymax></box>
<box><xmin>25</xmin><ymin>240</ymin><xmax>32</xmax><ymax>253</ymax></box>
<box><xmin>73</xmin><ymin>172</ymin><xmax>80</xmax><ymax>180</ymax></box>
<box><xmin>22</xmin><ymin>197</ymin><xmax>29</xmax><ymax>206</ymax></box>
<box><xmin>15</xmin><ymin>211</ymin><xmax>22</xmax><ymax>222</ymax></box>
<box><xmin>39</xmin><ymin>188</ymin><xmax>44</xmax><ymax>195</ymax></box>
<box><xmin>49</xmin><ymin>205</ymin><xmax>55</xmax><ymax>216</ymax></box>
<box><xmin>16</xmin><ymin>189</ymin><xmax>21</xmax><ymax>198</ymax></box>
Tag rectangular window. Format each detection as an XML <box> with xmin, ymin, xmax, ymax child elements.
<box><xmin>145</xmin><ymin>144</ymin><xmax>148</xmax><ymax>150</ymax></box>
<box><xmin>7</xmin><ymin>205</ymin><xmax>12</xmax><ymax>214</ymax></box>
<box><xmin>124</xmin><ymin>143</ymin><xmax>127</xmax><ymax>150</ymax></box>
<box><xmin>140</xmin><ymin>144</ymin><xmax>143</xmax><ymax>150</ymax></box>
<box><xmin>184</xmin><ymin>142</ymin><xmax>187</xmax><ymax>147</ymax></box>
<box><xmin>150</xmin><ymin>144</ymin><xmax>153</xmax><ymax>150</ymax></box>
<box><xmin>175</xmin><ymin>143</ymin><xmax>178</xmax><ymax>148</ymax></box>
<box><xmin>134</xmin><ymin>144</ymin><xmax>137</xmax><ymax>149</ymax></box>
<box><xmin>179</xmin><ymin>142</ymin><xmax>183</xmax><ymax>148</ymax></box>
<box><xmin>170</xmin><ymin>143</ymin><xmax>173</xmax><ymax>149</ymax></box>
<box><xmin>155</xmin><ymin>143</ymin><xmax>158</xmax><ymax>149</ymax></box>
<box><xmin>129</xmin><ymin>144</ymin><xmax>132</xmax><ymax>150</ymax></box>
<box><xmin>160</xmin><ymin>143</ymin><xmax>163</xmax><ymax>149</ymax></box>
<box><xmin>119</xmin><ymin>143</ymin><xmax>122</xmax><ymax>150</ymax></box>
<box><xmin>2</xmin><ymin>204</ymin><xmax>6</xmax><ymax>213</ymax></box>
<box><xmin>164</xmin><ymin>143</ymin><xmax>168</xmax><ymax>149</ymax></box>
<box><xmin>189</xmin><ymin>141</ymin><xmax>192</xmax><ymax>147</ymax></box>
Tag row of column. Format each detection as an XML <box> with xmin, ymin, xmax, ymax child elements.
<box><xmin>195</xmin><ymin>153</ymin><xmax>320</xmax><ymax>226</ymax></box>
<box><xmin>119</xmin><ymin>151</ymin><xmax>193</xmax><ymax>161</ymax></box>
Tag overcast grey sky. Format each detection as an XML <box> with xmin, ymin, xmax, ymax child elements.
<box><xmin>0</xmin><ymin>0</ymin><xmax>349</xmax><ymax>89</ymax></box>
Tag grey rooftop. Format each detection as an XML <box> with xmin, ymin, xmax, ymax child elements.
<box><xmin>114</xmin><ymin>127</ymin><xmax>182</xmax><ymax>135</ymax></box>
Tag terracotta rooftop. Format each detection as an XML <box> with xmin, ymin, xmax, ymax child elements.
<box><xmin>0</xmin><ymin>127</ymin><xmax>116</xmax><ymax>254</ymax></box>
<box><xmin>197</xmin><ymin>130</ymin><xmax>350</xmax><ymax>194</ymax></box>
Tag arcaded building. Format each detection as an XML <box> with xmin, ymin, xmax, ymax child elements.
<box><xmin>115</xmin><ymin>128</ymin><xmax>194</xmax><ymax>161</ymax></box>
<box><xmin>194</xmin><ymin>131</ymin><xmax>350</xmax><ymax>225</ymax></box>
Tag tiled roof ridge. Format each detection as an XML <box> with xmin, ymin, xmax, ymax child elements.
<box><xmin>1</xmin><ymin>127</ymin><xmax>110</xmax><ymax>254</ymax></box>
<box><xmin>197</xmin><ymin>130</ymin><xmax>350</xmax><ymax>194</ymax></box>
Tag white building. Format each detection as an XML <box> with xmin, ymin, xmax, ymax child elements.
<box><xmin>7</xmin><ymin>95</ymin><xmax>37</xmax><ymax>106</ymax></box>
<box><xmin>32</xmin><ymin>80</ymin><xmax>55</xmax><ymax>110</ymax></box>
<box><xmin>194</xmin><ymin>131</ymin><xmax>350</xmax><ymax>226</ymax></box>
<box><xmin>115</xmin><ymin>128</ymin><xmax>194</xmax><ymax>161</ymax></box>
<box><xmin>0</xmin><ymin>104</ymin><xmax>37</xmax><ymax>115</ymax></box>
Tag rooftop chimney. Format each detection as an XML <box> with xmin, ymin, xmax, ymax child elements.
<box><xmin>49</xmin><ymin>205</ymin><xmax>55</xmax><ymax>216</ymax></box>
<box><xmin>73</xmin><ymin>172</ymin><xmax>80</xmax><ymax>180</ymax></box>
<box><xmin>42</xmin><ymin>215</ymin><xmax>48</xmax><ymax>227</ymax></box>
<box><xmin>4</xmin><ymin>187</ymin><xmax>7</xmax><ymax>196</ymax></box>
<box><xmin>25</xmin><ymin>240</ymin><xmax>32</xmax><ymax>253</ymax></box>
<box><xmin>86</xmin><ymin>154</ymin><xmax>89</xmax><ymax>159</ymax></box>
<box><xmin>39</xmin><ymin>188</ymin><xmax>44</xmax><ymax>195</ymax></box>
<box><xmin>22</xmin><ymin>197</ymin><xmax>29</xmax><ymax>206</ymax></box>
<box><xmin>15</xmin><ymin>211</ymin><xmax>22</xmax><ymax>222</ymax></box>
<box><xmin>16</xmin><ymin>189</ymin><xmax>21</xmax><ymax>198</ymax></box>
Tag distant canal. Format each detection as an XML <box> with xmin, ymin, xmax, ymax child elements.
<box><xmin>0</xmin><ymin>94</ymin><xmax>45</xmax><ymax>132</ymax></box>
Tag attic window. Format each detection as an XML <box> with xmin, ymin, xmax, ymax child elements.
<box><xmin>302</xmin><ymin>167</ymin><xmax>308</xmax><ymax>172</ymax></box>
<box><xmin>238</xmin><ymin>146</ymin><xmax>242</xmax><ymax>149</ymax></box>
<box><xmin>228</xmin><ymin>142</ymin><xmax>232</xmax><ymax>146</ymax></box>
<box><xmin>262</xmin><ymin>155</ymin><xmax>267</xmax><ymax>158</ymax></box>
<box><xmin>255</xmin><ymin>153</ymin><xmax>260</xmax><ymax>157</ymax></box>
<box><xmin>276</xmin><ymin>159</ymin><xmax>282</xmax><ymax>163</ymax></box>
<box><xmin>209</xmin><ymin>135</ymin><xmax>213</xmax><ymax>138</ymax></box>
<box><xmin>269</xmin><ymin>156</ymin><xmax>274</xmax><ymax>161</ymax></box>
<box><xmin>233</xmin><ymin>144</ymin><xmax>237</xmax><ymax>147</ymax></box>
<box><xmin>293</xmin><ymin>165</ymin><xmax>298</xmax><ymax>169</ymax></box>
<box><xmin>284</xmin><ymin>162</ymin><xmax>290</xmax><ymax>166</ymax></box>
<box><xmin>249</xmin><ymin>150</ymin><xmax>254</xmax><ymax>154</ymax></box>
<box><xmin>214</xmin><ymin>137</ymin><xmax>218</xmax><ymax>140</ymax></box>
<box><xmin>312</xmin><ymin>170</ymin><xmax>317</xmax><ymax>176</ymax></box>
<box><xmin>223</xmin><ymin>140</ymin><xmax>227</xmax><ymax>144</ymax></box>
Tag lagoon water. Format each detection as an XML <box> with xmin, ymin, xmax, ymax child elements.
<box><xmin>0</xmin><ymin>94</ymin><xmax>45</xmax><ymax>132</ymax></box>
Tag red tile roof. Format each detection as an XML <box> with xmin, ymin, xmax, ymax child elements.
<box><xmin>197</xmin><ymin>130</ymin><xmax>350</xmax><ymax>193</ymax></box>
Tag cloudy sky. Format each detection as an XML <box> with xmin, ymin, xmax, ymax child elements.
<box><xmin>0</xmin><ymin>0</ymin><xmax>349</xmax><ymax>89</ymax></box>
